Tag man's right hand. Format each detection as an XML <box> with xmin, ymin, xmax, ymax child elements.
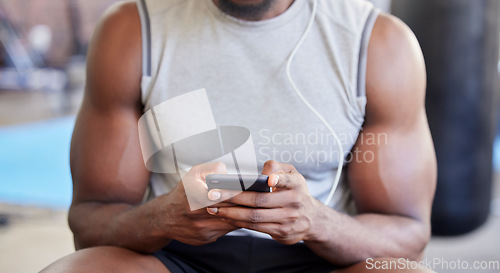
<box><xmin>68</xmin><ymin>3</ymin><xmax>237</xmax><ymax>252</ymax></box>
<box><xmin>152</xmin><ymin>162</ymin><xmax>239</xmax><ymax>246</ymax></box>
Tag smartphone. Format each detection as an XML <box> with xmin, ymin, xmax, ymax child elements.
<box><xmin>206</xmin><ymin>174</ymin><xmax>271</xmax><ymax>193</ymax></box>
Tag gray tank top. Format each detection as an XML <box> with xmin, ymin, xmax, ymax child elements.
<box><xmin>137</xmin><ymin>0</ymin><xmax>379</xmax><ymax>237</ymax></box>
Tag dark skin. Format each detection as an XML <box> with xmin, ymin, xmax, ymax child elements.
<box><xmin>42</xmin><ymin>0</ymin><xmax>436</xmax><ymax>272</ymax></box>
<box><xmin>208</xmin><ymin>6</ymin><xmax>436</xmax><ymax>265</ymax></box>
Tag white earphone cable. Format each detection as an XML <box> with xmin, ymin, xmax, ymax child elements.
<box><xmin>285</xmin><ymin>0</ymin><xmax>344</xmax><ymax>206</ymax></box>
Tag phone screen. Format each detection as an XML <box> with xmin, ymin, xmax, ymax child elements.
<box><xmin>206</xmin><ymin>174</ymin><xmax>271</xmax><ymax>192</ymax></box>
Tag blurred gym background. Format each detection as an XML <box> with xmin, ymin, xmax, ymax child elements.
<box><xmin>0</xmin><ymin>0</ymin><xmax>498</xmax><ymax>272</ymax></box>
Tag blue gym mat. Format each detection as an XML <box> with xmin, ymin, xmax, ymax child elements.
<box><xmin>495</xmin><ymin>136</ymin><xmax>500</xmax><ymax>172</ymax></box>
<box><xmin>0</xmin><ymin>116</ymin><xmax>75</xmax><ymax>209</ymax></box>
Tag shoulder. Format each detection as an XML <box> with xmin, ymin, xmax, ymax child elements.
<box><xmin>370</xmin><ymin>13</ymin><xmax>421</xmax><ymax>54</ymax></box>
<box><xmin>365</xmin><ymin>13</ymin><xmax>427</xmax><ymax>125</ymax></box>
<box><xmin>96</xmin><ymin>1</ymin><xmax>141</xmax><ymax>34</ymax></box>
<box><xmin>85</xmin><ymin>0</ymin><xmax>142</xmax><ymax>109</ymax></box>
<box><xmin>90</xmin><ymin>1</ymin><xmax>141</xmax><ymax>51</ymax></box>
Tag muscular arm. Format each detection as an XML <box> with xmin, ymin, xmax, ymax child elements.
<box><xmin>68</xmin><ymin>2</ymin><xmax>170</xmax><ymax>252</ymax></box>
<box><xmin>303</xmin><ymin>14</ymin><xmax>437</xmax><ymax>265</ymax></box>
<box><xmin>69</xmin><ymin>2</ymin><xmax>237</xmax><ymax>253</ymax></box>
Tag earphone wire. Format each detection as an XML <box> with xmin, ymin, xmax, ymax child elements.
<box><xmin>285</xmin><ymin>0</ymin><xmax>344</xmax><ymax>206</ymax></box>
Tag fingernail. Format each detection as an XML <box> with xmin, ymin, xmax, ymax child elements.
<box><xmin>207</xmin><ymin>207</ymin><xmax>218</xmax><ymax>214</ymax></box>
<box><xmin>272</xmin><ymin>175</ymin><xmax>279</xmax><ymax>187</ymax></box>
<box><xmin>208</xmin><ymin>190</ymin><xmax>221</xmax><ymax>201</ymax></box>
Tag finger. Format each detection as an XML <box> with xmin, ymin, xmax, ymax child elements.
<box><xmin>208</xmin><ymin>202</ymin><xmax>236</xmax><ymax>208</ymax></box>
<box><xmin>209</xmin><ymin>207</ymin><xmax>288</xmax><ymax>223</ymax></box>
<box><xmin>269</xmin><ymin>172</ymin><xmax>301</xmax><ymax>190</ymax></box>
<box><xmin>197</xmin><ymin>162</ymin><xmax>227</xmax><ymax>180</ymax></box>
<box><xmin>201</xmin><ymin>218</ymin><xmax>239</xmax><ymax>231</ymax></box>
<box><xmin>204</xmin><ymin>202</ymin><xmax>236</xmax><ymax>216</ymax></box>
<box><xmin>261</xmin><ymin>160</ymin><xmax>297</xmax><ymax>176</ymax></box>
<box><xmin>208</xmin><ymin>190</ymin><xmax>290</xmax><ymax>208</ymax></box>
<box><xmin>223</xmin><ymin>219</ymin><xmax>281</xmax><ymax>236</ymax></box>
<box><xmin>207</xmin><ymin>188</ymin><xmax>240</xmax><ymax>205</ymax></box>
<box><xmin>182</xmin><ymin>162</ymin><xmax>228</xmax><ymax>210</ymax></box>
<box><xmin>181</xmin><ymin>176</ymin><xmax>211</xmax><ymax>206</ymax></box>
<box><xmin>202</xmin><ymin>202</ymin><xmax>235</xmax><ymax>215</ymax></box>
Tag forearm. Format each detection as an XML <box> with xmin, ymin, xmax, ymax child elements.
<box><xmin>69</xmin><ymin>196</ymin><xmax>171</xmax><ymax>253</ymax></box>
<box><xmin>305</xmin><ymin>201</ymin><xmax>430</xmax><ymax>266</ymax></box>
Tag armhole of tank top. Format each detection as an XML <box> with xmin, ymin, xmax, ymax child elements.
<box><xmin>357</xmin><ymin>8</ymin><xmax>380</xmax><ymax>98</ymax></box>
<box><xmin>137</xmin><ymin>0</ymin><xmax>153</xmax><ymax>108</ymax></box>
<box><xmin>137</xmin><ymin>0</ymin><xmax>154</xmax><ymax>201</ymax></box>
<box><xmin>354</xmin><ymin>7</ymin><xmax>379</xmax><ymax>118</ymax></box>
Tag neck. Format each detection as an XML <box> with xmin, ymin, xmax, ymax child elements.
<box><xmin>212</xmin><ymin>0</ymin><xmax>295</xmax><ymax>21</ymax></box>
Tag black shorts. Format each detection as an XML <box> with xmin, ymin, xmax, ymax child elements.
<box><xmin>153</xmin><ymin>235</ymin><xmax>337</xmax><ymax>273</ymax></box>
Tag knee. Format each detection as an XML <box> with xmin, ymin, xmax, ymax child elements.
<box><xmin>337</xmin><ymin>258</ymin><xmax>436</xmax><ymax>273</ymax></box>
<box><xmin>40</xmin><ymin>246</ymin><xmax>164</xmax><ymax>273</ymax></box>
<box><xmin>40</xmin><ymin>247</ymin><xmax>125</xmax><ymax>273</ymax></box>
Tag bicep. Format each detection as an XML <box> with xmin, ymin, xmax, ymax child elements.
<box><xmin>71</xmin><ymin>101</ymin><xmax>149</xmax><ymax>205</ymax></box>
<box><xmin>70</xmin><ymin>1</ymin><xmax>149</xmax><ymax>205</ymax></box>
<box><xmin>348</xmin><ymin>114</ymin><xmax>436</xmax><ymax>222</ymax></box>
<box><xmin>347</xmin><ymin>14</ymin><xmax>436</xmax><ymax>223</ymax></box>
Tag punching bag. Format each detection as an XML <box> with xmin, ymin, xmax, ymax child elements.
<box><xmin>392</xmin><ymin>0</ymin><xmax>500</xmax><ymax>236</ymax></box>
